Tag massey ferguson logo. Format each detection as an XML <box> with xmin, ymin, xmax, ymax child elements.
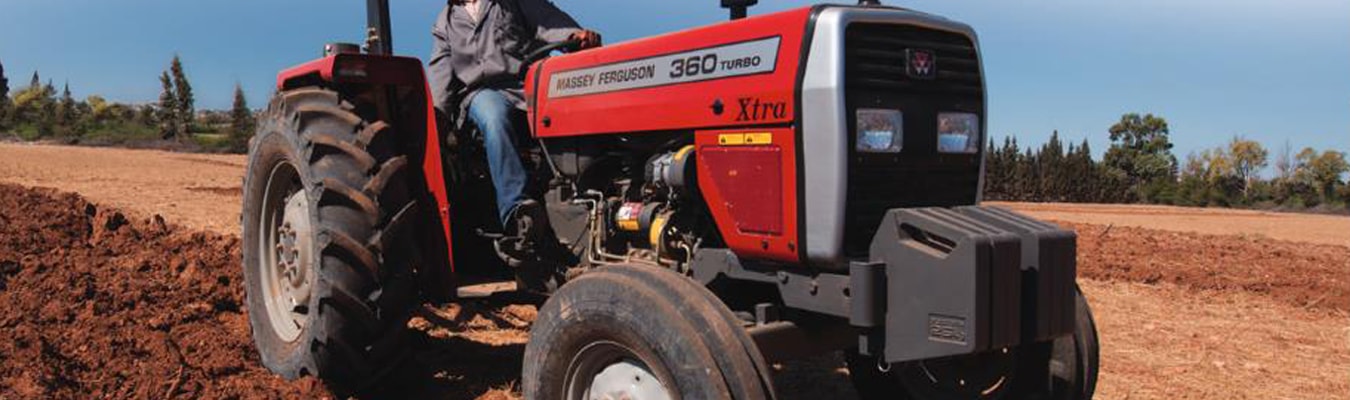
<box><xmin>906</xmin><ymin>49</ymin><xmax>937</xmax><ymax>80</ymax></box>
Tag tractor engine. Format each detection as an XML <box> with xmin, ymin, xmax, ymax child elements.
<box><xmin>539</xmin><ymin>135</ymin><xmax>708</xmax><ymax>270</ymax></box>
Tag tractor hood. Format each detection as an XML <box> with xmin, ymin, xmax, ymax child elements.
<box><xmin>525</xmin><ymin>7</ymin><xmax>814</xmax><ymax>137</ymax></box>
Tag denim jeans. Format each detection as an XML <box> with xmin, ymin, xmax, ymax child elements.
<box><xmin>467</xmin><ymin>89</ymin><xmax>529</xmax><ymax>225</ymax></box>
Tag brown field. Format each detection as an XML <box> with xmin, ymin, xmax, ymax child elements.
<box><xmin>994</xmin><ymin>201</ymin><xmax>1350</xmax><ymax>248</ymax></box>
<box><xmin>2</xmin><ymin>142</ymin><xmax>1348</xmax><ymax>399</ymax></box>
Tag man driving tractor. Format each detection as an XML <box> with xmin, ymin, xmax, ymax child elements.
<box><xmin>428</xmin><ymin>0</ymin><xmax>601</xmax><ymax>267</ymax></box>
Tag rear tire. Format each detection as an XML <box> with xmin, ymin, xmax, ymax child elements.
<box><xmin>523</xmin><ymin>266</ymin><xmax>776</xmax><ymax>400</ymax></box>
<box><xmin>845</xmin><ymin>286</ymin><xmax>1100</xmax><ymax>400</ymax></box>
<box><xmin>241</xmin><ymin>87</ymin><xmax>419</xmax><ymax>396</ymax></box>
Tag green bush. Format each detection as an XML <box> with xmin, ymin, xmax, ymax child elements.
<box><xmin>1137</xmin><ymin>179</ymin><xmax>1178</xmax><ymax>205</ymax></box>
<box><xmin>80</xmin><ymin>121</ymin><xmax>161</xmax><ymax>145</ymax></box>
<box><xmin>191</xmin><ymin>133</ymin><xmax>238</xmax><ymax>153</ymax></box>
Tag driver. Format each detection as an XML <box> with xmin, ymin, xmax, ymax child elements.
<box><xmin>429</xmin><ymin>0</ymin><xmax>601</xmax><ymax>264</ymax></box>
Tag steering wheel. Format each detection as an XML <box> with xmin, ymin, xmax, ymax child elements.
<box><xmin>520</xmin><ymin>39</ymin><xmax>583</xmax><ymax>79</ymax></box>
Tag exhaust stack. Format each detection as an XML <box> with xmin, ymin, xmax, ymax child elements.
<box><xmin>721</xmin><ymin>0</ymin><xmax>757</xmax><ymax>20</ymax></box>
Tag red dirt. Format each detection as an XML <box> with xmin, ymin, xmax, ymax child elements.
<box><xmin>0</xmin><ymin>184</ymin><xmax>329</xmax><ymax>399</ymax></box>
<box><xmin>1</xmin><ymin>166</ymin><xmax>1346</xmax><ymax>399</ymax></box>
<box><xmin>1067</xmin><ymin>221</ymin><xmax>1350</xmax><ymax>312</ymax></box>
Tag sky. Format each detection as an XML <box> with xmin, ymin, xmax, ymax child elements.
<box><xmin>1</xmin><ymin>0</ymin><xmax>1347</xmax><ymax>166</ymax></box>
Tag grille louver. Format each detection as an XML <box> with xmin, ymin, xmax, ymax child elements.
<box><xmin>845</xmin><ymin>24</ymin><xmax>983</xmax><ymax>95</ymax></box>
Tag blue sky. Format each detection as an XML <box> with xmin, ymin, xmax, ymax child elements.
<box><xmin>1</xmin><ymin>0</ymin><xmax>1347</xmax><ymax>165</ymax></box>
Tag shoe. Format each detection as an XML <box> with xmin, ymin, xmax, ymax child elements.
<box><xmin>494</xmin><ymin>200</ymin><xmax>567</xmax><ymax>291</ymax></box>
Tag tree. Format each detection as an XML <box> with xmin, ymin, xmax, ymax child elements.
<box><xmin>54</xmin><ymin>82</ymin><xmax>78</xmax><ymax>134</ymax></box>
<box><xmin>1296</xmin><ymin>148</ymin><xmax>1349</xmax><ymax>203</ymax></box>
<box><xmin>1176</xmin><ymin>151</ymin><xmax>1214</xmax><ymax>206</ymax></box>
<box><xmin>137</xmin><ymin>104</ymin><xmax>157</xmax><ymax>126</ymax></box>
<box><xmin>86</xmin><ymin>95</ymin><xmax>112</xmax><ymax>122</ymax></box>
<box><xmin>1227</xmin><ymin>137</ymin><xmax>1268</xmax><ymax>200</ymax></box>
<box><xmin>158</xmin><ymin>71</ymin><xmax>179</xmax><ymax>140</ymax></box>
<box><xmin>1068</xmin><ymin>139</ymin><xmax>1106</xmax><ymax>202</ymax></box>
<box><xmin>229</xmin><ymin>83</ymin><xmax>255</xmax><ymax>152</ymax></box>
<box><xmin>1340</xmin><ymin>181</ymin><xmax>1350</xmax><ymax>207</ymax></box>
<box><xmin>0</xmin><ymin>60</ymin><xmax>9</xmax><ymax>129</ymax></box>
<box><xmin>1103</xmin><ymin>113</ymin><xmax>1177</xmax><ymax>202</ymax></box>
<box><xmin>0</xmin><ymin>60</ymin><xmax>8</xmax><ymax>100</ymax></box>
<box><xmin>1273</xmin><ymin>140</ymin><xmax>1294</xmax><ymax>181</ymax></box>
<box><xmin>169</xmin><ymin>55</ymin><xmax>194</xmax><ymax>135</ymax></box>
<box><xmin>7</xmin><ymin>74</ymin><xmax>56</xmax><ymax>136</ymax></box>
<box><xmin>1200</xmin><ymin>148</ymin><xmax>1233</xmax><ymax>181</ymax></box>
<box><xmin>1039</xmin><ymin>131</ymin><xmax>1067</xmax><ymax>201</ymax></box>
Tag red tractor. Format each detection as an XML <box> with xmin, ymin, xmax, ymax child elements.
<box><xmin>240</xmin><ymin>1</ymin><xmax>1101</xmax><ymax>398</ymax></box>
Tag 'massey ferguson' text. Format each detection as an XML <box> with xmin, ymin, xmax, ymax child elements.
<box><xmin>547</xmin><ymin>37</ymin><xmax>781</xmax><ymax>98</ymax></box>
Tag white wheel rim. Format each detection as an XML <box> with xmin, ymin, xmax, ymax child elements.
<box><xmin>566</xmin><ymin>341</ymin><xmax>674</xmax><ymax>400</ymax></box>
<box><xmin>587</xmin><ymin>359</ymin><xmax>671</xmax><ymax>400</ymax></box>
<box><xmin>258</xmin><ymin>160</ymin><xmax>312</xmax><ymax>342</ymax></box>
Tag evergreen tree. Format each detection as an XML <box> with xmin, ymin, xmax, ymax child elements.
<box><xmin>55</xmin><ymin>82</ymin><xmax>77</xmax><ymax>132</ymax></box>
<box><xmin>229</xmin><ymin>83</ymin><xmax>255</xmax><ymax>152</ymax></box>
<box><xmin>1039</xmin><ymin>131</ymin><xmax>1066</xmax><ymax>201</ymax></box>
<box><xmin>158</xmin><ymin>71</ymin><xmax>179</xmax><ymax>140</ymax></box>
<box><xmin>0</xmin><ymin>60</ymin><xmax>8</xmax><ymax>101</ymax></box>
<box><xmin>1064</xmin><ymin>140</ymin><xmax>1095</xmax><ymax>202</ymax></box>
<box><xmin>988</xmin><ymin>137</ymin><xmax>1009</xmax><ymax>200</ymax></box>
<box><xmin>170</xmin><ymin>55</ymin><xmax>194</xmax><ymax>135</ymax></box>
<box><xmin>29</xmin><ymin>72</ymin><xmax>39</xmax><ymax>89</ymax></box>
<box><xmin>0</xmin><ymin>60</ymin><xmax>9</xmax><ymax>129</ymax></box>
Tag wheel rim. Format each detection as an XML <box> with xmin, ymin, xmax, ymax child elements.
<box><xmin>898</xmin><ymin>348</ymin><xmax>1016</xmax><ymax>399</ymax></box>
<box><xmin>565</xmin><ymin>341</ymin><xmax>673</xmax><ymax>400</ymax></box>
<box><xmin>258</xmin><ymin>160</ymin><xmax>313</xmax><ymax>342</ymax></box>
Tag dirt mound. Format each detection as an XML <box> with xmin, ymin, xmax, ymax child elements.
<box><xmin>0</xmin><ymin>184</ymin><xmax>327</xmax><ymax>398</ymax></box>
<box><xmin>1066</xmin><ymin>221</ymin><xmax>1350</xmax><ymax>312</ymax></box>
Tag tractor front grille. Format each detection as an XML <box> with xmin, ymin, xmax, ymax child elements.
<box><xmin>845</xmin><ymin>23</ymin><xmax>984</xmax><ymax>95</ymax></box>
<box><xmin>840</xmin><ymin>23</ymin><xmax>985</xmax><ymax>258</ymax></box>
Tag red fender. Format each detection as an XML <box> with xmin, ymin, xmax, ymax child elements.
<box><xmin>277</xmin><ymin>54</ymin><xmax>457</xmax><ymax>279</ymax></box>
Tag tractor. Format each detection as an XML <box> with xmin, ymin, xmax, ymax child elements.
<box><xmin>239</xmin><ymin>0</ymin><xmax>1101</xmax><ymax>398</ymax></box>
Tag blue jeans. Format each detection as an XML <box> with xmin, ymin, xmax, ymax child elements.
<box><xmin>467</xmin><ymin>89</ymin><xmax>529</xmax><ymax>225</ymax></box>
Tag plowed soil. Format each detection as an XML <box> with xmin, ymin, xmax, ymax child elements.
<box><xmin>1068</xmin><ymin>221</ymin><xmax>1350</xmax><ymax>312</ymax></box>
<box><xmin>0</xmin><ymin>184</ymin><xmax>326</xmax><ymax>398</ymax></box>
<box><xmin>2</xmin><ymin>143</ymin><xmax>1348</xmax><ymax>399</ymax></box>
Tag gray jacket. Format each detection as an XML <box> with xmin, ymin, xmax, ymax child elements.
<box><xmin>429</xmin><ymin>0</ymin><xmax>582</xmax><ymax>122</ymax></box>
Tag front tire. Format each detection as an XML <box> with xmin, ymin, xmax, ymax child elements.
<box><xmin>241</xmin><ymin>87</ymin><xmax>419</xmax><ymax>396</ymax></box>
<box><xmin>523</xmin><ymin>266</ymin><xmax>776</xmax><ymax>400</ymax></box>
<box><xmin>846</xmin><ymin>286</ymin><xmax>1100</xmax><ymax>400</ymax></box>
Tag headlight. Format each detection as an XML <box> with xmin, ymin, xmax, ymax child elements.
<box><xmin>856</xmin><ymin>108</ymin><xmax>904</xmax><ymax>153</ymax></box>
<box><xmin>937</xmin><ymin>112</ymin><xmax>981</xmax><ymax>154</ymax></box>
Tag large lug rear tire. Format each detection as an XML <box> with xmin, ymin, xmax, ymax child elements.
<box><xmin>845</xmin><ymin>286</ymin><xmax>1100</xmax><ymax>400</ymax></box>
<box><xmin>523</xmin><ymin>266</ymin><xmax>776</xmax><ymax>400</ymax></box>
<box><xmin>241</xmin><ymin>87</ymin><xmax>419</xmax><ymax>396</ymax></box>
